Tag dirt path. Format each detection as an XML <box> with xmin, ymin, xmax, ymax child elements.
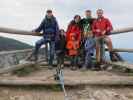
<box><xmin>0</xmin><ymin>67</ymin><xmax>133</xmax><ymax>100</ymax></box>
<box><xmin>68</xmin><ymin>86</ymin><xmax>133</xmax><ymax>100</ymax></box>
<box><xmin>0</xmin><ymin>86</ymin><xmax>133</xmax><ymax>100</ymax></box>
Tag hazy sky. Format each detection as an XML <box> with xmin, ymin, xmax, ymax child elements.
<box><xmin>0</xmin><ymin>0</ymin><xmax>133</xmax><ymax>48</ymax></box>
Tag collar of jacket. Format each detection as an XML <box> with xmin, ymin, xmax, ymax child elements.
<box><xmin>45</xmin><ymin>15</ymin><xmax>55</xmax><ymax>20</ymax></box>
<box><xmin>86</xmin><ymin>16</ymin><xmax>92</xmax><ymax>19</ymax></box>
<box><xmin>70</xmin><ymin>20</ymin><xmax>80</xmax><ymax>26</ymax></box>
<box><xmin>97</xmin><ymin>16</ymin><xmax>104</xmax><ymax>21</ymax></box>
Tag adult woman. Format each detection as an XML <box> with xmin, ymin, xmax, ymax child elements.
<box><xmin>66</xmin><ymin>15</ymin><xmax>81</xmax><ymax>42</ymax></box>
<box><xmin>66</xmin><ymin>15</ymin><xmax>82</xmax><ymax>70</ymax></box>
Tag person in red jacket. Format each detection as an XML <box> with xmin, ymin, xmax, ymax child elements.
<box><xmin>66</xmin><ymin>15</ymin><xmax>81</xmax><ymax>42</ymax></box>
<box><xmin>66</xmin><ymin>15</ymin><xmax>81</xmax><ymax>70</ymax></box>
<box><xmin>92</xmin><ymin>9</ymin><xmax>113</xmax><ymax>64</ymax></box>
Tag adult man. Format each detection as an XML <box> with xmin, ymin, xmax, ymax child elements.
<box><xmin>92</xmin><ymin>9</ymin><xmax>113</xmax><ymax>64</ymax></box>
<box><xmin>29</xmin><ymin>10</ymin><xmax>59</xmax><ymax>68</ymax></box>
<box><xmin>80</xmin><ymin>10</ymin><xmax>95</xmax><ymax>39</ymax></box>
<box><xmin>80</xmin><ymin>10</ymin><xmax>95</xmax><ymax>70</ymax></box>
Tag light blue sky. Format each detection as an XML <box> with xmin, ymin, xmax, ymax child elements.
<box><xmin>0</xmin><ymin>0</ymin><xmax>133</xmax><ymax>48</ymax></box>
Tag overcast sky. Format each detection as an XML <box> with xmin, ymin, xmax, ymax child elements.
<box><xmin>0</xmin><ymin>0</ymin><xmax>133</xmax><ymax>48</ymax></box>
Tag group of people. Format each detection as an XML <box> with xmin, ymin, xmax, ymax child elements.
<box><xmin>28</xmin><ymin>9</ymin><xmax>116</xmax><ymax>70</ymax></box>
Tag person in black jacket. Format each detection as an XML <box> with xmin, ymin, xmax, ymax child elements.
<box><xmin>55</xmin><ymin>29</ymin><xmax>66</xmax><ymax>68</ymax></box>
<box><xmin>28</xmin><ymin>10</ymin><xmax>59</xmax><ymax>68</ymax></box>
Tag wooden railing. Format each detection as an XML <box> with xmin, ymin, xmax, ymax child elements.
<box><xmin>0</xmin><ymin>26</ymin><xmax>133</xmax><ymax>52</ymax></box>
<box><xmin>0</xmin><ymin>26</ymin><xmax>133</xmax><ymax>36</ymax></box>
<box><xmin>0</xmin><ymin>26</ymin><xmax>132</xmax><ymax>74</ymax></box>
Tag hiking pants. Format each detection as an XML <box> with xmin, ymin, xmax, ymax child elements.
<box><xmin>33</xmin><ymin>37</ymin><xmax>55</xmax><ymax>65</ymax></box>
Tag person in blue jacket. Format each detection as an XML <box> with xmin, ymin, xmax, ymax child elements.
<box><xmin>29</xmin><ymin>10</ymin><xmax>59</xmax><ymax>68</ymax></box>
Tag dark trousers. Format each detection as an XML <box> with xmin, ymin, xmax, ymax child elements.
<box><xmin>70</xmin><ymin>56</ymin><xmax>78</xmax><ymax>67</ymax></box>
<box><xmin>57</xmin><ymin>52</ymin><xmax>65</xmax><ymax>66</ymax></box>
<box><xmin>33</xmin><ymin>37</ymin><xmax>55</xmax><ymax>65</ymax></box>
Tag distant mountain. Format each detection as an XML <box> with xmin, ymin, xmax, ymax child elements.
<box><xmin>0</xmin><ymin>36</ymin><xmax>32</xmax><ymax>51</ymax></box>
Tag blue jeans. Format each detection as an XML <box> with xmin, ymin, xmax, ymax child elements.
<box><xmin>33</xmin><ymin>37</ymin><xmax>55</xmax><ymax>65</ymax></box>
<box><xmin>84</xmin><ymin>37</ymin><xmax>95</xmax><ymax>67</ymax></box>
<box><xmin>84</xmin><ymin>51</ymin><xmax>93</xmax><ymax>67</ymax></box>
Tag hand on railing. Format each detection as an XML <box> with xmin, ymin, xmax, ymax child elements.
<box><xmin>31</xmin><ymin>30</ymin><xmax>36</xmax><ymax>35</ymax></box>
<box><xmin>101</xmin><ymin>30</ymin><xmax>106</xmax><ymax>35</ymax></box>
<box><xmin>31</xmin><ymin>30</ymin><xmax>42</xmax><ymax>36</ymax></box>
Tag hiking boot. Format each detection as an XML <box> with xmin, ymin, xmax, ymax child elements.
<box><xmin>48</xmin><ymin>65</ymin><xmax>53</xmax><ymax>70</ymax></box>
<box><xmin>32</xmin><ymin>56</ymin><xmax>38</xmax><ymax>62</ymax></box>
<box><xmin>81</xmin><ymin>66</ymin><xmax>87</xmax><ymax>71</ymax></box>
<box><xmin>93</xmin><ymin>62</ymin><xmax>101</xmax><ymax>71</ymax></box>
<box><xmin>26</xmin><ymin>53</ymin><xmax>38</xmax><ymax>62</ymax></box>
<box><xmin>87</xmin><ymin>63</ymin><xmax>94</xmax><ymax>70</ymax></box>
<box><xmin>110</xmin><ymin>52</ymin><xmax>118</xmax><ymax>62</ymax></box>
<box><xmin>110</xmin><ymin>52</ymin><xmax>124</xmax><ymax>62</ymax></box>
<box><xmin>100</xmin><ymin>64</ymin><xmax>108</xmax><ymax>70</ymax></box>
<box><xmin>71</xmin><ymin>66</ymin><xmax>77</xmax><ymax>71</ymax></box>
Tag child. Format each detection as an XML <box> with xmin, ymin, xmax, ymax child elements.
<box><xmin>54</xmin><ymin>29</ymin><xmax>66</xmax><ymax>80</ymax></box>
<box><xmin>66</xmin><ymin>33</ymin><xmax>80</xmax><ymax>70</ymax></box>
<box><xmin>55</xmin><ymin>29</ymin><xmax>66</xmax><ymax>68</ymax></box>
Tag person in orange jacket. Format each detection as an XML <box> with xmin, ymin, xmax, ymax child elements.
<box><xmin>66</xmin><ymin>33</ymin><xmax>80</xmax><ymax>70</ymax></box>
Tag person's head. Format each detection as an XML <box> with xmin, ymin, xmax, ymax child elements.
<box><xmin>85</xmin><ymin>10</ymin><xmax>92</xmax><ymax>18</ymax></box>
<box><xmin>74</xmin><ymin>15</ymin><xmax>81</xmax><ymax>23</ymax></box>
<box><xmin>46</xmin><ymin>9</ymin><xmax>53</xmax><ymax>18</ymax></box>
<box><xmin>97</xmin><ymin>9</ymin><xmax>104</xmax><ymax>18</ymax></box>
<box><xmin>59</xmin><ymin>29</ymin><xmax>65</xmax><ymax>36</ymax></box>
<box><xmin>70</xmin><ymin>33</ymin><xmax>76</xmax><ymax>41</ymax></box>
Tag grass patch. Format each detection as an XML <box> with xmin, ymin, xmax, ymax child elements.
<box><xmin>1</xmin><ymin>85</ymin><xmax>62</xmax><ymax>92</ymax></box>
